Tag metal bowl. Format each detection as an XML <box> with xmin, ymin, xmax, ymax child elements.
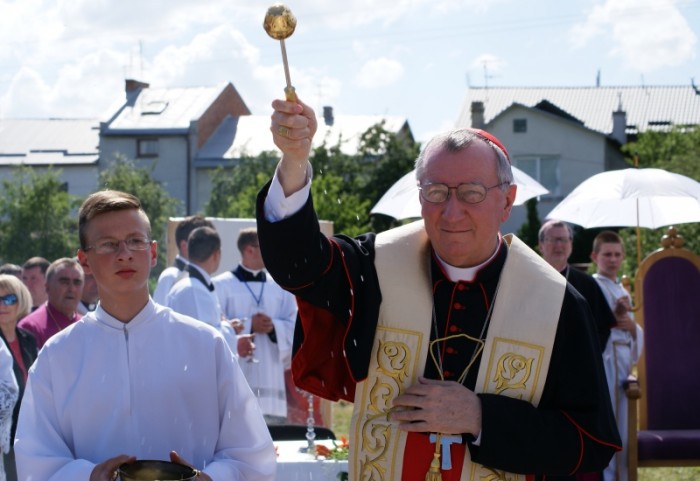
<box><xmin>118</xmin><ymin>460</ymin><xmax>199</xmax><ymax>481</ymax></box>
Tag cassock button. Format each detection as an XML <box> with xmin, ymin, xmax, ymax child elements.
<box><xmin>449</xmin><ymin>325</ymin><xmax>460</xmax><ymax>333</ymax></box>
<box><xmin>457</xmin><ymin>283</ymin><xmax>468</xmax><ymax>291</ymax></box>
<box><xmin>453</xmin><ymin>302</ymin><xmax>463</xmax><ymax>309</ymax></box>
<box><xmin>444</xmin><ymin>370</ymin><xmax>452</xmax><ymax>378</ymax></box>
<box><xmin>446</xmin><ymin>347</ymin><xmax>456</xmax><ymax>354</ymax></box>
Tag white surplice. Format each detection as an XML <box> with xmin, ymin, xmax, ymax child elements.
<box><xmin>166</xmin><ymin>265</ymin><xmax>238</xmax><ymax>352</ymax></box>
<box><xmin>14</xmin><ymin>300</ymin><xmax>276</xmax><ymax>481</ymax></box>
<box><xmin>152</xmin><ymin>255</ymin><xmax>188</xmax><ymax>305</ymax></box>
<box><xmin>0</xmin><ymin>341</ymin><xmax>18</xmax><ymax>481</ymax></box>
<box><xmin>213</xmin><ymin>268</ymin><xmax>297</xmax><ymax>419</ymax></box>
<box><xmin>594</xmin><ymin>273</ymin><xmax>644</xmax><ymax>481</ymax></box>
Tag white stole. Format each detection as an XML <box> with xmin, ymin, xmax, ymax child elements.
<box><xmin>349</xmin><ymin>221</ymin><xmax>565</xmax><ymax>481</ymax></box>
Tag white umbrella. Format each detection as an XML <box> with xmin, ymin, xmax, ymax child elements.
<box><xmin>370</xmin><ymin>166</ymin><xmax>549</xmax><ymax>220</ymax></box>
<box><xmin>546</xmin><ymin>168</ymin><xmax>700</xmax><ymax>229</ymax></box>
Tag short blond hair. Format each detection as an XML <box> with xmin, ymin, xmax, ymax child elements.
<box><xmin>0</xmin><ymin>274</ymin><xmax>33</xmax><ymax>320</ymax></box>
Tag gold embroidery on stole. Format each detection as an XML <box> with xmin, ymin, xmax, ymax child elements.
<box><xmin>350</xmin><ymin>226</ymin><xmax>566</xmax><ymax>481</ymax></box>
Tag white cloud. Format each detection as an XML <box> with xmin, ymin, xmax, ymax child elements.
<box><xmin>300</xmin><ymin>0</ymin><xmax>499</xmax><ymax>29</ymax></box>
<box><xmin>0</xmin><ymin>67</ymin><xmax>52</xmax><ymax>118</ymax></box>
<box><xmin>570</xmin><ymin>0</ymin><xmax>697</xmax><ymax>71</ymax></box>
<box><xmin>470</xmin><ymin>54</ymin><xmax>507</xmax><ymax>75</ymax></box>
<box><xmin>150</xmin><ymin>26</ymin><xmax>260</xmax><ymax>86</ymax></box>
<box><xmin>355</xmin><ymin>58</ymin><xmax>404</xmax><ymax>88</ymax></box>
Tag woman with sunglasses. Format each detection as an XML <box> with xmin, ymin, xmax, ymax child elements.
<box><xmin>0</xmin><ymin>274</ymin><xmax>37</xmax><ymax>481</ymax></box>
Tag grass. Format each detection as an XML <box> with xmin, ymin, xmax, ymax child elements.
<box><xmin>331</xmin><ymin>400</ymin><xmax>352</xmax><ymax>439</ymax></box>
<box><xmin>638</xmin><ymin>467</ymin><xmax>700</xmax><ymax>480</ymax></box>
<box><xmin>331</xmin><ymin>401</ymin><xmax>700</xmax><ymax>479</ymax></box>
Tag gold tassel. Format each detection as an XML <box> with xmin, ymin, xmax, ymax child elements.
<box><xmin>425</xmin><ymin>434</ymin><xmax>442</xmax><ymax>481</ymax></box>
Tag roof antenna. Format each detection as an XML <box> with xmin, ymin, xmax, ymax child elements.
<box><xmin>139</xmin><ymin>40</ymin><xmax>144</xmax><ymax>81</ymax></box>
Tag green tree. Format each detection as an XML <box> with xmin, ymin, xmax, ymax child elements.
<box><xmin>358</xmin><ymin>123</ymin><xmax>421</xmax><ymax>233</ymax></box>
<box><xmin>310</xmin><ymin>169</ymin><xmax>372</xmax><ymax>238</ymax></box>
<box><xmin>96</xmin><ymin>156</ymin><xmax>178</xmax><ymax>276</ymax></box>
<box><xmin>516</xmin><ymin>198</ymin><xmax>541</xmax><ymax>249</ymax></box>
<box><xmin>0</xmin><ymin>165</ymin><xmax>80</xmax><ymax>263</ymax></box>
<box><xmin>206</xmin><ymin>152</ymin><xmax>281</xmax><ymax>218</ymax></box>
<box><xmin>618</xmin><ymin>126</ymin><xmax>700</xmax><ymax>277</ymax></box>
<box><xmin>206</xmin><ymin>122</ymin><xmax>419</xmax><ymax>237</ymax></box>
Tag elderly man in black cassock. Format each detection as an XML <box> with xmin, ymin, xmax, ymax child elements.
<box><xmin>256</xmin><ymin>96</ymin><xmax>620</xmax><ymax>481</ymax></box>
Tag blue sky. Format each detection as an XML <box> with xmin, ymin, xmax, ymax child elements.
<box><xmin>0</xmin><ymin>0</ymin><xmax>697</xmax><ymax>142</ymax></box>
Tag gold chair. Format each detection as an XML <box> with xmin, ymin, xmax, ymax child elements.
<box><xmin>625</xmin><ymin>227</ymin><xmax>700</xmax><ymax>481</ymax></box>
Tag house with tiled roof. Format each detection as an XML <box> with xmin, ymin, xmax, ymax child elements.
<box><xmin>0</xmin><ymin>118</ymin><xmax>100</xmax><ymax>198</ymax></box>
<box><xmin>456</xmin><ymin>85</ymin><xmax>700</xmax><ymax>233</ymax></box>
<box><xmin>0</xmin><ymin>80</ymin><xmax>412</xmax><ymax>216</ymax></box>
<box><xmin>100</xmin><ymin>80</ymin><xmax>252</xmax><ymax>214</ymax></box>
<box><xmin>101</xmin><ymin>80</ymin><xmax>412</xmax><ymax>214</ymax></box>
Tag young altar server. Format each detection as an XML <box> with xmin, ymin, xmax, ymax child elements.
<box><xmin>15</xmin><ymin>190</ymin><xmax>276</xmax><ymax>481</ymax></box>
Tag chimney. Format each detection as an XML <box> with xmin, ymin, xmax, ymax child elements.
<box><xmin>611</xmin><ymin>93</ymin><xmax>627</xmax><ymax>145</ymax></box>
<box><xmin>470</xmin><ymin>101</ymin><xmax>485</xmax><ymax>129</ymax></box>
<box><xmin>125</xmin><ymin>79</ymin><xmax>149</xmax><ymax>105</ymax></box>
<box><xmin>125</xmin><ymin>79</ymin><xmax>150</xmax><ymax>93</ymax></box>
<box><xmin>323</xmin><ymin>106</ymin><xmax>334</xmax><ymax>126</ymax></box>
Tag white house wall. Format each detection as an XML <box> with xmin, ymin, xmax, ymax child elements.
<box><xmin>195</xmin><ymin>167</ymin><xmax>215</xmax><ymax>214</ymax></box>
<box><xmin>99</xmin><ymin>135</ymin><xmax>190</xmax><ymax>213</ymax></box>
<box><xmin>487</xmin><ymin>106</ymin><xmax>608</xmax><ymax>234</ymax></box>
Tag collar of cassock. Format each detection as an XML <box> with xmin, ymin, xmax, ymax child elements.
<box><xmin>187</xmin><ymin>264</ymin><xmax>214</xmax><ymax>291</ymax></box>
<box><xmin>174</xmin><ymin>256</ymin><xmax>188</xmax><ymax>271</ymax></box>
<box><xmin>233</xmin><ymin>265</ymin><xmax>266</xmax><ymax>282</ymax></box>
<box><xmin>436</xmin><ymin>235</ymin><xmax>503</xmax><ymax>282</ymax></box>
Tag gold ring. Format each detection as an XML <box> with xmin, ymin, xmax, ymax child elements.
<box><xmin>278</xmin><ymin>125</ymin><xmax>289</xmax><ymax>137</ymax></box>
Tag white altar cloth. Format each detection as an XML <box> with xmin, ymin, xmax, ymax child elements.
<box><xmin>275</xmin><ymin>440</ymin><xmax>349</xmax><ymax>481</ymax></box>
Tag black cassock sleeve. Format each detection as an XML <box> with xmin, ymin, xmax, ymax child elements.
<box><xmin>471</xmin><ymin>287</ymin><xmax>621</xmax><ymax>477</ymax></box>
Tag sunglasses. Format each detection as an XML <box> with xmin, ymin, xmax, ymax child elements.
<box><xmin>0</xmin><ymin>294</ymin><xmax>18</xmax><ymax>306</ymax></box>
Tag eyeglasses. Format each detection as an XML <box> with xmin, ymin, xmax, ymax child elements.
<box><xmin>419</xmin><ymin>181</ymin><xmax>509</xmax><ymax>204</ymax></box>
<box><xmin>543</xmin><ymin>236</ymin><xmax>572</xmax><ymax>244</ymax></box>
<box><xmin>84</xmin><ymin>236</ymin><xmax>153</xmax><ymax>255</ymax></box>
<box><xmin>0</xmin><ymin>294</ymin><xmax>18</xmax><ymax>306</ymax></box>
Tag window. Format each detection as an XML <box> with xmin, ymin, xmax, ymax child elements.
<box><xmin>513</xmin><ymin>118</ymin><xmax>527</xmax><ymax>133</ymax></box>
<box><xmin>137</xmin><ymin>139</ymin><xmax>159</xmax><ymax>157</ymax></box>
<box><xmin>514</xmin><ymin>156</ymin><xmax>560</xmax><ymax>196</ymax></box>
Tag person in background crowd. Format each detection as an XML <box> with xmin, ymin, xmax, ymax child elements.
<box><xmin>591</xmin><ymin>231</ymin><xmax>644</xmax><ymax>481</ymax></box>
<box><xmin>76</xmin><ymin>272</ymin><xmax>99</xmax><ymax>315</ymax></box>
<box><xmin>538</xmin><ymin>219</ymin><xmax>615</xmax><ymax>351</ymax></box>
<box><xmin>18</xmin><ymin>258</ymin><xmax>83</xmax><ymax>349</ymax></box>
<box><xmin>0</xmin><ymin>266</ymin><xmax>21</xmax><ymax>279</ymax></box>
<box><xmin>0</xmin><ymin>341</ymin><xmax>18</xmax><ymax>481</ymax></box>
<box><xmin>14</xmin><ymin>189</ymin><xmax>275</xmax><ymax>481</ymax></box>
<box><xmin>213</xmin><ymin>228</ymin><xmax>297</xmax><ymax>425</ymax></box>
<box><xmin>20</xmin><ymin>258</ymin><xmax>50</xmax><ymax>311</ymax></box>
<box><xmin>166</xmin><ymin>226</ymin><xmax>249</xmax><ymax>356</ymax></box>
<box><xmin>153</xmin><ymin>215</ymin><xmax>214</xmax><ymax>305</ymax></box>
<box><xmin>256</xmin><ymin>97</ymin><xmax>620</xmax><ymax>480</ymax></box>
<box><xmin>0</xmin><ymin>275</ymin><xmax>37</xmax><ymax>481</ymax></box>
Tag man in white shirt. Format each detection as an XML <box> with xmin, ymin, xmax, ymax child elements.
<box><xmin>214</xmin><ymin>228</ymin><xmax>297</xmax><ymax>425</ymax></box>
<box><xmin>15</xmin><ymin>190</ymin><xmax>275</xmax><ymax>481</ymax></box>
<box><xmin>153</xmin><ymin>215</ymin><xmax>213</xmax><ymax>305</ymax></box>
<box><xmin>166</xmin><ymin>226</ymin><xmax>240</xmax><ymax>353</ymax></box>
<box><xmin>591</xmin><ymin>230</ymin><xmax>643</xmax><ymax>481</ymax></box>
